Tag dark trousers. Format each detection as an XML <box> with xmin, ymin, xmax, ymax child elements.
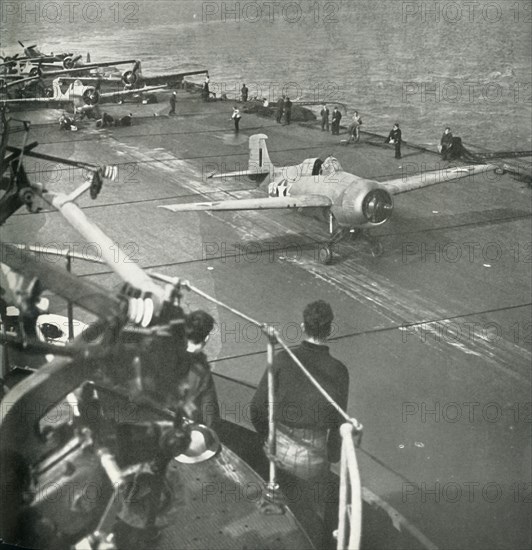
<box><xmin>277</xmin><ymin>468</ymin><xmax>337</xmax><ymax>549</ymax></box>
<box><xmin>234</xmin><ymin>118</ymin><xmax>240</xmax><ymax>132</ymax></box>
<box><xmin>276</xmin><ymin>110</ymin><xmax>283</xmax><ymax>123</ymax></box>
<box><xmin>394</xmin><ymin>141</ymin><xmax>401</xmax><ymax>158</ymax></box>
<box><xmin>285</xmin><ymin>110</ymin><xmax>291</xmax><ymax>125</ymax></box>
<box><xmin>321</xmin><ymin>118</ymin><xmax>329</xmax><ymax>131</ymax></box>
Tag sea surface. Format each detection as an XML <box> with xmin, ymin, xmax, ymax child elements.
<box><xmin>1</xmin><ymin>0</ymin><xmax>531</xmax><ymax>150</ymax></box>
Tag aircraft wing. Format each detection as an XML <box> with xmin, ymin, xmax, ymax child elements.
<box><xmin>159</xmin><ymin>194</ymin><xmax>332</xmax><ymax>212</ymax></box>
<box><xmin>0</xmin><ymin>96</ymin><xmax>67</xmax><ymax>106</ymax></box>
<box><xmin>140</xmin><ymin>69</ymin><xmax>209</xmax><ymax>87</ymax></box>
<box><xmin>381</xmin><ymin>163</ymin><xmax>497</xmax><ymax>195</ymax></box>
<box><xmin>208</xmin><ymin>168</ymin><xmax>270</xmax><ymax>179</ymax></box>
<box><xmin>98</xmin><ymin>84</ymin><xmax>168</xmax><ymax>100</ymax></box>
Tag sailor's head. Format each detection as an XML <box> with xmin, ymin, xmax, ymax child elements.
<box><xmin>393</xmin><ymin>123</ymin><xmax>399</xmax><ymax>129</ymax></box>
<box><xmin>302</xmin><ymin>300</ymin><xmax>334</xmax><ymax>342</ymax></box>
<box><xmin>354</xmin><ymin>110</ymin><xmax>358</xmax><ymax>115</ymax></box>
<box><xmin>172</xmin><ymin>91</ymin><xmax>177</xmax><ymax>96</ymax></box>
<box><xmin>445</xmin><ymin>127</ymin><xmax>451</xmax><ymax>133</ymax></box>
<box><xmin>185</xmin><ymin>310</ymin><xmax>215</xmax><ymax>350</ymax></box>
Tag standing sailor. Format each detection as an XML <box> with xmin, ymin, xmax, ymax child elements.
<box><xmin>320</xmin><ymin>104</ymin><xmax>329</xmax><ymax>132</ymax></box>
<box><xmin>231</xmin><ymin>106</ymin><xmax>241</xmax><ymax>132</ymax></box>
<box><xmin>440</xmin><ymin>127</ymin><xmax>453</xmax><ymax>160</ymax></box>
<box><xmin>331</xmin><ymin>106</ymin><xmax>342</xmax><ymax>135</ymax></box>
<box><xmin>385</xmin><ymin>123</ymin><xmax>402</xmax><ymax>159</ymax></box>
<box><xmin>169</xmin><ymin>91</ymin><xmax>177</xmax><ymax>115</ymax></box>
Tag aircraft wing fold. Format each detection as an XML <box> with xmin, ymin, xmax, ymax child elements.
<box><xmin>382</xmin><ymin>164</ymin><xmax>497</xmax><ymax>195</ymax></box>
<box><xmin>159</xmin><ymin>195</ymin><xmax>332</xmax><ymax>212</ymax></box>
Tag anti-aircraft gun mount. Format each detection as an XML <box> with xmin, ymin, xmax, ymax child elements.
<box><xmin>0</xmin><ymin>115</ymin><xmax>219</xmax><ymax>549</ymax></box>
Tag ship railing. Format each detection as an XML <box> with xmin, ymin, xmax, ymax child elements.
<box><xmin>4</xmin><ymin>244</ymin><xmax>363</xmax><ymax>549</ymax></box>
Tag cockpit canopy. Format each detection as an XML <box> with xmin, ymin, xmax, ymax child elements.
<box><xmin>320</xmin><ymin>156</ymin><xmax>342</xmax><ymax>176</ymax></box>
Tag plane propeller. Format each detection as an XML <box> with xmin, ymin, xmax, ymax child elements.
<box><xmin>121</xmin><ymin>60</ymin><xmax>142</xmax><ymax>86</ymax></box>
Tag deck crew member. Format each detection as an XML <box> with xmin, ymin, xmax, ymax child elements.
<box><xmin>118</xmin><ymin>113</ymin><xmax>133</xmax><ymax>127</ymax></box>
<box><xmin>203</xmin><ymin>76</ymin><xmax>210</xmax><ymax>101</ymax></box>
<box><xmin>182</xmin><ymin>310</ymin><xmax>221</xmax><ymax>429</ymax></box>
<box><xmin>241</xmin><ymin>83</ymin><xmax>249</xmax><ymax>102</ymax></box>
<box><xmin>251</xmin><ymin>300</ymin><xmax>349</xmax><ymax>543</ymax></box>
<box><xmin>385</xmin><ymin>123</ymin><xmax>402</xmax><ymax>159</ymax></box>
<box><xmin>331</xmin><ymin>106</ymin><xmax>342</xmax><ymax>135</ymax></box>
<box><xmin>283</xmin><ymin>96</ymin><xmax>292</xmax><ymax>125</ymax></box>
<box><xmin>231</xmin><ymin>106</ymin><xmax>241</xmax><ymax>132</ymax></box>
<box><xmin>320</xmin><ymin>104</ymin><xmax>330</xmax><ymax>132</ymax></box>
<box><xmin>276</xmin><ymin>96</ymin><xmax>284</xmax><ymax>123</ymax></box>
<box><xmin>169</xmin><ymin>91</ymin><xmax>177</xmax><ymax>115</ymax></box>
<box><xmin>348</xmin><ymin>111</ymin><xmax>362</xmax><ymax>143</ymax></box>
<box><xmin>440</xmin><ymin>127</ymin><xmax>453</xmax><ymax>160</ymax></box>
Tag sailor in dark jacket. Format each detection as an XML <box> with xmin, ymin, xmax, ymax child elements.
<box><xmin>385</xmin><ymin>123</ymin><xmax>402</xmax><ymax>159</ymax></box>
<box><xmin>331</xmin><ymin>106</ymin><xmax>342</xmax><ymax>135</ymax></box>
<box><xmin>440</xmin><ymin>127</ymin><xmax>453</xmax><ymax>160</ymax></box>
<box><xmin>283</xmin><ymin>96</ymin><xmax>292</xmax><ymax>125</ymax></box>
<box><xmin>320</xmin><ymin>104</ymin><xmax>329</xmax><ymax>131</ymax></box>
<box><xmin>276</xmin><ymin>96</ymin><xmax>284</xmax><ymax>123</ymax></box>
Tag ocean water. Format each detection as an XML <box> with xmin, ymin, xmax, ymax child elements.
<box><xmin>1</xmin><ymin>0</ymin><xmax>531</xmax><ymax>150</ymax></box>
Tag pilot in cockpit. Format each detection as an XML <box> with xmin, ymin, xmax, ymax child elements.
<box><xmin>320</xmin><ymin>155</ymin><xmax>342</xmax><ymax>176</ymax></box>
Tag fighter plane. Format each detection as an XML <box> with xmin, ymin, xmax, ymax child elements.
<box><xmin>159</xmin><ymin>134</ymin><xmax>497</xmax><ymax>263</ymax></box>
<box><xmin>0</xmin><ymin>76</ymin><xmax>168</xmax><ymax>113</ymax></box>
<box><xmin>0</xmin><ymin>41</ymin><xmax>75</xmax><ymax>68</ymax></box>
<box><xmin>0</xmin><ymin>58</ymin><xmax>139</xmax><ymax>92</ymax></box>
<box><xmin>54</xmin><ymin>60</ymin><xmax>209</xmax><ymax>90</ymax></box>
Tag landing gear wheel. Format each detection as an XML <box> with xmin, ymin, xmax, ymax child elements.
<box><xmin>319</xmin><ymin>246</ymin><xmax>333</xmax><ymax>265</ymax></box>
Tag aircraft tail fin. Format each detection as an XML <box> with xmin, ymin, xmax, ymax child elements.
<box><xmin>208</xmin><ymin>134</ymin><xmax>274</xmax><ymax>182</ymax></box>
<box><xmin>248</xmin><ymin>133</ymin><xmax>273</xmax><ymax>176</ymax></box>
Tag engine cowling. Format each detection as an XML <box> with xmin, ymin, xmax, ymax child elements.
<box><xmin>122</xmin><ymin>61</ymin><xmax>141</xmax><ymax>86</ymax></box>
<box><xmin>333</xmin><ymin>182</ymin><xmax>393</xmax><ymax>227</ymax></box>
<box><xmin>82</xmin><ymin>87</ymin><xmax>100</xmax><ymax>105</ymax></box>
<box><xmin>62</xmin><ymin>55</ymin><xmax>82</xmax><ymax>69</ymax></box>
<box><xmin>121</xmin><ymin>69</ymin><xmax>138</xmax><ymax>86</ymax></box>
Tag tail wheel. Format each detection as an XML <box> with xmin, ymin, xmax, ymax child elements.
<box><xmin>29</xmin><ymin>67</ymin><xmax>42</xmax><ymax>77</ymax></box>
<box><xmin>318</xmin><ymin>246</ymin><xmax>333</xmax><ymax>265</ymax></box>
<box><xmin>370</xmin><ymin>241</ymin><xmax>384</xmax><ymax>257</ymax></box>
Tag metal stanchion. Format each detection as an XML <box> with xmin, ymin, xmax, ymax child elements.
<box><xmin>66</xmin><ymin>252</ymin><xmax>74</xmax><ymax>340</ymax></box>
<box><xmin>259</xmin><ymin>328</ymin><xmax>284</xmax><ymax>514</ymax></box>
